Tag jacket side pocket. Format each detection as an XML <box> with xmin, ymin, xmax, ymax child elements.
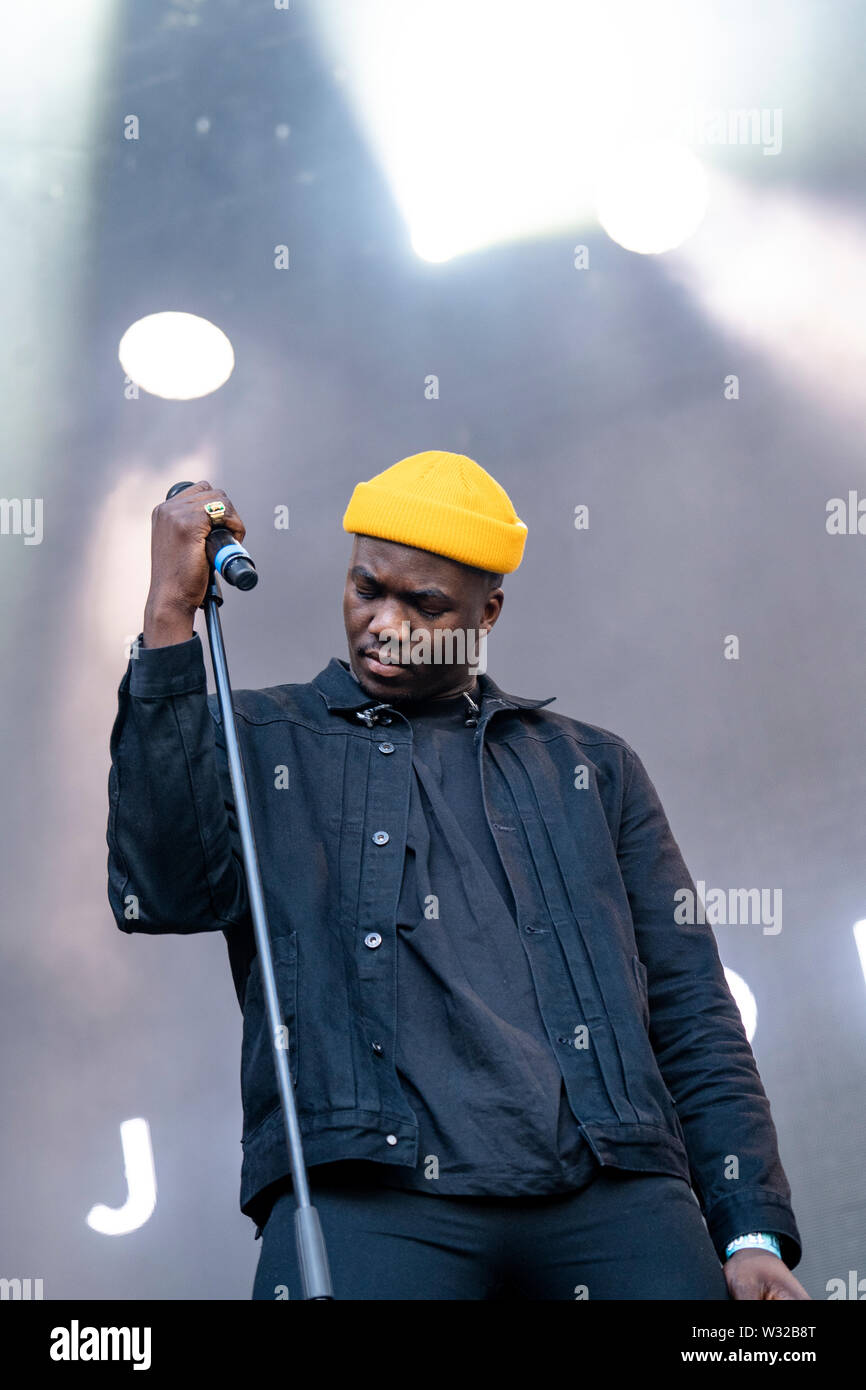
<box><xmin>240</xmin><ymin>931</ymin><xmax>299</xmax><ymax>1141</ymax></box>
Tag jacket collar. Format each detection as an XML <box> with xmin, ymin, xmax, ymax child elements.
<box><xmin>312</xmin><ymin>657</ymin><xmax>555</xmax><ymax>714</ymax></box>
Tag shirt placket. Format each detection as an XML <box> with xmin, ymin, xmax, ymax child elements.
<box><xmin>351</xmin><ymin>713</ymin><xmax>419</xmax><ymax>1152</ymax></box>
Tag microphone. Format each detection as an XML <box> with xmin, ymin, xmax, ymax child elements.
<box><xmin>166</xmin><ymin>481</ymin><xmax>258</xmax><ymax>590</ymax></box>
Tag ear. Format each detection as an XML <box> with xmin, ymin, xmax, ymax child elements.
<box><xmin>480</xmin><ymin>586</ymin><xmax>504</xmax><ymax>633</ymax></box>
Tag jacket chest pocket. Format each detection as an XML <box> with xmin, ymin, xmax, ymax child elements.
<box><xmin>240</xmin><ymin>932</ymin><xmax>299</xmax><ymax>1140</ymax></box>
<box><xmin>632</xmin><ymin>952</ymin><xmax>650</xmax><ymax>1031</ymax></box>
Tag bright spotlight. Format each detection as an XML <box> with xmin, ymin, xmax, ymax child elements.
<box><xmin>664</xmin><ymin>173</ymin><xmax>866</xmax><ymax>420</ymax></box>
<box><xmin>118</xmin><ymin>311</ymin><xmax>235</xmax><ymax>400</ymax></box>
<box><xmin>724</xmin><ymin>966</ymin><xmax>758</xmax><ymax>1042</ymax></box>
<box><xmin>854</xmin><ymin>920</ymin><xmax>866</xmax><ymax>991</ymax></box>
<box><xmin>311</xmin><ymin>0</ymin><xmax>699</xmax><ymax>263</ymax></box>
<box><xmin>595</xmin><ymin>140</ymin><xmax>709</xmax><ymax>254</ymax></box>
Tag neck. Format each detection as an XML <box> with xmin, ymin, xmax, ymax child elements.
<box><xmin>427</xmin><ymin>674</ymin><xmax>478</xmax><ymax>701</ymax></box>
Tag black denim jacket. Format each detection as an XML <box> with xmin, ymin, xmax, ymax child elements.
<box><xmin>105</xmin><ymin>633</ymin><xmax>802</xmax><ymax>1267</ymax></box>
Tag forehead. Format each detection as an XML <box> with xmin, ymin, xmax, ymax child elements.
<box><xmin>348</xmin><ymin>535</ymin><xmax>472</xmax><ymax>591</ymax></box>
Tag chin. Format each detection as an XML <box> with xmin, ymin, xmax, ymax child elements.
<box><xmin>350</xmin><ymin>662</ymin><xmax>404</xmax><ymax>699</ymax></box>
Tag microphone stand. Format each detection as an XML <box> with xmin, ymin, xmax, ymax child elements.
<box><xmin>201</xmin><ymin>563</ymin><xmax>333</xmax><ymax>1300</ymax></box>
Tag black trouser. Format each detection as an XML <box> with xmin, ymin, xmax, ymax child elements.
<box><xmin>252</xmin><ymin>1168</ymin><xmax>732</xmax><ymax>1300</ymax></box>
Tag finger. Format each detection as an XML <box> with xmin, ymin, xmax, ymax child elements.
<box><xmin>182</xmin><ymin>487</ymin><xmax>231</xmax><ymax>511</ymax></box>
<box><xmin>178</xmin><ymin>487</ymin><xmax>242</xmax><ymax>522</ymax></box>
<box><xmin>169</xmin><ymin>480</ymin><xmax>213</xmax><ymax>495</ymax></box>
<box><xmin>159</xmin><ymin>481</ymin><xmax>213</xmax><ymax>509</ymax></box>
<box><xmin>200</xmin><ymin>493</ymin><xmax>246</xmax><ymax>541</ymax></box>
<box><xmin>174</xmin><ymin>483</ymin><xmax>235</xmax><ymax>509</ymax></box>
<box><xmin>164</xmin><ymin>485</ymin><xmax>245</xmax><ymax>545</ymax></box>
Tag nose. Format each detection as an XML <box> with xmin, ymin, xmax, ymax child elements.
<box><xmin>367</xmin><ymin>601</ymin><xmax>409</xmax><ymax>644</ymax></box>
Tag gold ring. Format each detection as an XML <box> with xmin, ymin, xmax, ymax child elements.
<box><xmin>204</xmin><ymin>500</ymin><xmax>226</xmax><ymax>523</ymax></box>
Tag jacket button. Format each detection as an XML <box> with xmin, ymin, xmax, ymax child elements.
<box><xmin>386</xmin><ymin>1134</ymin><xmax>398</xmax><ymax>1146</ymax></box>
<box><xmin>372</xmin><ymin>830</ymin><xmax>390</xmax><ymax>845</ymax></box>
<box><xmin>371</xmin><ymin>1041</ymin><xmax>384</xmax><ymax>1055</ymax></box>
<box><xmin>364</xmin><ymin>932</ymin><xmax>383</xmax><ymax>949</ymax></box>
<box><xmin>378</xmin><ymin>742</ymin><xmax>395</xmax><ymax>754</ymax></box>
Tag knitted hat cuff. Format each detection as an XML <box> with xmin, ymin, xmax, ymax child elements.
<box><xmin>343</xmin><ymin>481</ymin><xmax>527</xmax><ymax>573</ymax></box>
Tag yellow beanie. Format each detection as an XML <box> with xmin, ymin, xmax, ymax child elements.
<box><xmin>342</xmin><ymin>450</ymin><xmax>527</xmax><ymax>573</ymax></box>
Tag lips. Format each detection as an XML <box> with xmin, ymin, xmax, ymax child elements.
<box><xmin>361</xmin><ymin>649</ymin><xmax>409</xmax><ymax>678</ymax></box>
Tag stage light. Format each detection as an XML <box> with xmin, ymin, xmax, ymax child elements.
<box><xmin>664</xmin><ymin>173</ymin><xmax>866</xmax><ymax>420</ymax></box>
<box><xmin>724</xmin><ymin>967</ymin><xmax>757</xmax><ymax>1042</ymax></box>
<box><xmin>854</xmin><ymin>920</ymin><xmax>866</xmax><ymax>990</ymax></box>
<box><xmin>594</xmin><ymin>140</ymin><xmax>709</xmax><ymax>254</ymax></box>
<box><xmin>86</xmin><ymin>1118</ymin><xmax>157</xmax><ymax>1236</ymax></box>
<box><xmin>312</xmin><ymin>0</ymin><xmax>700</xmax><ymax>262</ymax></box>
<box><xmin>118</xmin><ymin>312</ymin><xmax>235</xmax><ymax>400</ymax></box>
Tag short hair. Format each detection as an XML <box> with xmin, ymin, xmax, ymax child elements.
<box><xmin>462</xmin><ymin>562</ymin><xmax>503</xmax><ymax>589</ymax></box>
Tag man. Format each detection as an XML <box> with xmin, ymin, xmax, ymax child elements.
<box><xmin>106</xmin><ymin>450</ymin><xmax>808</xmax><ymax>1300</ymax></box>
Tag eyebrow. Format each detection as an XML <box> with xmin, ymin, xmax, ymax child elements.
<box><xmin>350</xmin><ymin>566</ymin><xmax>452</xmax><ymax>604</ymax></box>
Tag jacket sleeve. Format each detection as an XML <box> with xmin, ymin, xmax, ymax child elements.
<box><xmin>106</xmin><ymin>631</ymin><xmax>251</xmax><ymax>937</ymax></box>
<box><xmin>616</xmin><ymin>744</ymin><xmax>803</xmax><ymax>1270</ymax></box>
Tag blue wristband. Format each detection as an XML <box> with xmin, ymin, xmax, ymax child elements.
<box><xmin>725</xmin><ymin>1231</ymin><xmax>782</xmax><ymax>1260</ymax></box>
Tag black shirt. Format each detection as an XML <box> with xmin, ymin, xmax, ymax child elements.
<box><xmin>313</xmin><ymin>686</ymin><xmax>599</xmax><ymax>1196</ymax></box>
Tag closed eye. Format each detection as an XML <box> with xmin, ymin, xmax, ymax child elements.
<box><xmin>352</xmin><ymin>578</ymin><xmax>449</xmax><ymax>620</ymax></box>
